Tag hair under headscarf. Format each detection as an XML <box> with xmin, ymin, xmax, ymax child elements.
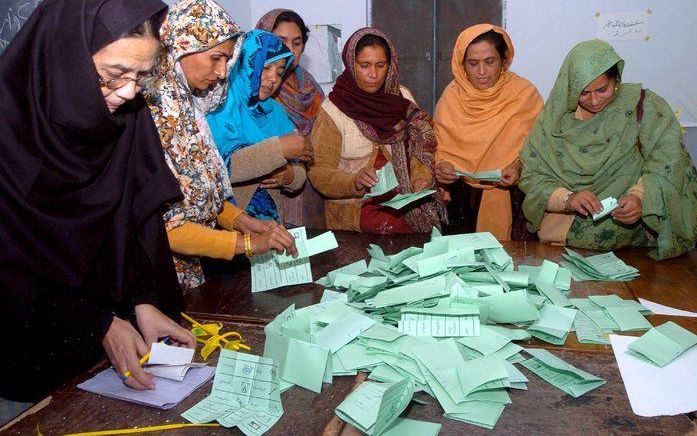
<box><xmin>255</xmin><ymin>9</ymin><xmax>325</xmax><ymax>136</ymax></box>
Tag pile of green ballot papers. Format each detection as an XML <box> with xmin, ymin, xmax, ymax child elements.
<box><xmin>561</xmin><ymin>248</ymin><xmax>639</xmax><ymax>281</ymax></box>
<box><xmin>258</xmin><ymin>229</ymin><xmax>654</xmax><ymax>432</ymax></box>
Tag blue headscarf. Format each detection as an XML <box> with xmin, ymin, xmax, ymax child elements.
<box><xmin>208</xmin><ymin>30</ymin><xmax>296</xmax><ymax>166</ymax></box>
<box><xmin>208</xmin><ymin>30</ymin><xmax>295</xmax><ymax>221</ymax></box>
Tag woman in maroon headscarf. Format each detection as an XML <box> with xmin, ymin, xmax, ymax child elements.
<box><xmin>0</xmin><ymin>0</ymin><xmax>194</xmax><ymax>401</ymax></box>
<box><xmin>307</xmin><ymin>28</ymin><xmax>442</xmax><ymax>234</ymax></box>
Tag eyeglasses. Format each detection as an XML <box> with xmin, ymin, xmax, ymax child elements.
<box><xmin>97</xmin><ymin>72</ymin><xmax>157</xmax><ymax>90</ymax></box>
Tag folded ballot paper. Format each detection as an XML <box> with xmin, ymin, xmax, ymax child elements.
<box><xmin>592</xmin><ymin>196</ymin><xmax>618</xmax><ymax>221</ymax></box>
<box><xmin>626</xmin><ymin>321</ymin><xmax>697</xmax><ymax>367</ymax></box>
<box><xmin>335</xmin><ymin>379</ymin><xmax>414</xmax><ymax>435</ymax></box>
<box><xmin>363</xmin><ymin>162</ymin><xmax>399</xmax><ymax>198</ymax></box>
<box><xmin>520</xmin><ymin>348</ymin><xmax>605</xmax><ymax>397</ymax></box>
<box><xmin>454</xmin><ymin>168</ymin><xmax>502</xmax><ymax>183</ymax></box>
<box><xmin>560</xmin><ymin>248</ymin><xmax>639</xmax><ymax>281</ymax></box>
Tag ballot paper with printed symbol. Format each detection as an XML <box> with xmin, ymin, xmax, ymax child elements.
<box><xmin>182</xmin><ymin>350</ymin><xmax>283</xmax><ymax>436</ymax></box>
<box><xmin>398</xmin><ymin>305</ymin><xmax>480</xmax><ymax>337</ymax></box>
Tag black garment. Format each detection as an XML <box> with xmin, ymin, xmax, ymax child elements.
<box><xmin>443</xmin><ymin>181</ymin><xmax>537</xmax><ymax>241</ymax></box>
<box><xmin>0</xmin><ymin>0</ymin><xmax>182</xmax><ymax>401</ymax></box>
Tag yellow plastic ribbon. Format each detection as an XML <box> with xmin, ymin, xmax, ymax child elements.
<box><xmin>64</xmin><ymin>423</ymin><xmax>220</xmax><ymax>435</ymax></box>
<box><xmin>181</xmin><ymin>312</ymin><xmax>251</xmax><ymax>360</ymax></box>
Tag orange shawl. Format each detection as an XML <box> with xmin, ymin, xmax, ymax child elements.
<box><xmin>434</xmin><ymin>24</ymin><xmax>543</xmax><ymax>240</ymax></box>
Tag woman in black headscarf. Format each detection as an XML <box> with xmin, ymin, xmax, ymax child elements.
<box><xmin>0</xmin><ymin>0</ymin><xmax>195</xmax><ymax>402</ymax></box>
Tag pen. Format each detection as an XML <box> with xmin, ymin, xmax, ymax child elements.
<box><xmin>122</xmin><ymin>352</ymin><xmax>150</xmax><ymax>379</ymax></box>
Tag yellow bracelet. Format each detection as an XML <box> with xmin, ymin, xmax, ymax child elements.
<box><xmin>243</xmin><ymin>233</ymin><xmax>253</xmax><ymax>258</ymax></box>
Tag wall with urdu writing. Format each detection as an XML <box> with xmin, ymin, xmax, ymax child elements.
<box><xmin>504</xmin><ymin>0</ymin><xmax>697</xmax><ymax>161</ymax></box>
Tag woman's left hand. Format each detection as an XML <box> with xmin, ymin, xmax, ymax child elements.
<box><xmin>411</xmin><ymin>178</ymin><xmax>431</xmax><ymax>192</ymax></box>
<box><xmin>260</xmin><ymin>165</ymin><xmax>295</xmax><ymax>189</ymax></box>
<box><xmin>234</xmin><ymin>213</ymin><xmax>278</xmax><ymax>234</ymax></box>
<box><xmin>611</xmin><ymin>193</ymin><xmax>642</xmax><ymax>225</ymax></box>
<box><xmin>498</xmin><ymin>161</ymin><xmax>522</xmax><ymax>187</ymax></box>
<box><xmin>134</xmin><ymin>304</ymin><xmax>196</xmax><ymax>351</ymax></box>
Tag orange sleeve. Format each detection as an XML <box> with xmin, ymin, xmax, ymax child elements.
<box><xmin>167</xmin><ymin>221</ymin><xmax>237</xmax><ymax>260</ymax></box>
<box><xmin>216</xmin><ymin>201</ymin><xmax>245</xmax><ymax>231</ymax></box>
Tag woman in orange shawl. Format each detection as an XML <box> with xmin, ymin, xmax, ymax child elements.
<box><xmin>434</xmin><ymin>24</ymin><xmax>543</xmax><ymax>240</ymax></box>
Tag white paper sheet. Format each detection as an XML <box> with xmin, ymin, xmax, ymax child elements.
<box><xmin>609</xmin><ymin>334</ymin><xmax>697</xmax><ymax>417</ymax></box>
<box><xmin>78</xmin><ymin>366</ymin><xmax>214</xmax><ymax>409</ymax></box>
<box><xmin>148</xmin><ymin>342</ymin><xmax>195</xmax><ymax>365</ymax></box>
<box><xmin>637</xmin><ymin>298</ymin><xmax>697</xmax><ymax>318</ymax></box>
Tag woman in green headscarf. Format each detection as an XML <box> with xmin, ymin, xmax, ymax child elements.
<box><xmin>520</xmin><ymin>39</ymin><xmax>697</xmax><ymax>260</ymax></box>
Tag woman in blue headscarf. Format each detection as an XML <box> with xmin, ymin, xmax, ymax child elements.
<box><xmin>208</xmin><ymin>29</ymin><xmax>313</xmax><ymax>221</ymax></box>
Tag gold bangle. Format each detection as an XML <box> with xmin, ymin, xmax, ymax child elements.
<box><xmin>244</xmin><ymin>234</ymin><xmax>253</xmax><ymax>258</ymax></box>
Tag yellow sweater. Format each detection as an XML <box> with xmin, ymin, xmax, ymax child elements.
<box><xmin>167</xmin><ymin>202</ymin><xmax>244</xmax><ymax>260</ymax></box>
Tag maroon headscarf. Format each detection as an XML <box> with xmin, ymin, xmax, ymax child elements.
<box><xmin>328</xmin><ymin>28</ymin><xmax>414</xmax><ymax>142</ymax></box>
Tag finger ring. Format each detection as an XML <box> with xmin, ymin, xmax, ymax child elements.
<box><xmin>118</xmin><ymin>373</ymin><xmax>127</xmax><ymax>383</ymax></box>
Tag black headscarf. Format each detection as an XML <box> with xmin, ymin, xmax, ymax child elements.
<box><xmin>0</xmin><ymin>0</ymin><xmax>181</xmax><ymax>326</ymax></box>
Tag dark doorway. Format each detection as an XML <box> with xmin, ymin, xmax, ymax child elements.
<box><xmin>372</xmin><ymin>0</ymin><xmax>502</xmax><ymax>114</ymax></box>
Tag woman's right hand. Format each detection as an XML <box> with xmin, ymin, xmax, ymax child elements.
<box><xmin>251</xmin><ymin>225</ymin><xmax>298</xmax><ymax>257</ymax></box>
<box><xmin>354</xmin><ymin>166</ymin><xmax>379</xmax><ymax>191</ymax></box>
<box><xmin>435</xmin><ymin>161</ymin><xmax>458</xmax><ymax>185</ymax></box>
<box><xmin>102</xmin><ymin>316</ymin><xmax>155</xmax><ymax>391</ymax></box>
<box><xmin>280</xmin><ymin>132</ymin><xmax>313</xmax><ymax>162</ymax></box>
<box><xmin>565</xmin><ymin>190</ymin><xmax>602</xmax><ymax>216</ymax></box>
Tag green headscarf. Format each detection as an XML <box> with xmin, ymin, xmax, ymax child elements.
<box><xmin>520</xmin><ymin>39</ymin><xmax>697</xmax><ymax>260</ymax></box>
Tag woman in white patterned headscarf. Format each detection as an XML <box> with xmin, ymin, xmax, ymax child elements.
<box><xmin>145</xmin><ymin>0</ymin><xmax>296</xmax><ymax>291</ymax></box>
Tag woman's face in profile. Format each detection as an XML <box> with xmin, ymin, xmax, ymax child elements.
<box><xmin>274</xmin><ymin>21</ymin><xmax>303</xmax><ymax>70</ymax></box>
<box><xmin>179</xmin><ymin>39</ymin><xmax>235</xmax><ymax>91</ymax></box>
<box><xmin>258</xmin><ymin>58</ymin><xmax>286</xmax><ymax>100</ymax></box>
<box><xmin>577</xmin><ymin>73</ymin><xmax>617</xmax><ymax>116</ymax></box>
<box><xmin>354</xmin><ymin>45</ymin><xmax>389</xmax><ymax>94</ymax></box>
<box><xmin>463</xmin><ymin>39</ymin><xmax>504</xmax><ymax>90</ymax></box>
<box><xmin>92</xmin><ymin>36</ymin><xmax>159</xmax><ymax>113</ymax></box>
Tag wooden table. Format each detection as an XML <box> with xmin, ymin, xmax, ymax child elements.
<box><xmin>5</xmin><ymin>232</ymin><xmax>697</xmax><ymax>434</ymax></box>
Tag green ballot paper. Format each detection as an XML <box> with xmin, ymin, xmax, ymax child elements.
<box><xmin>182</xmin><ymin>350</ymin><xmax>283</xmax><ymax>435</ymax></box>
<box><xmin>379</xmin><ymin>189</ymin><xmax>436</xmax><ymax>209</ymax></box>
<box><xmin>521</xmin><ymin>348</ymin><xmax>605</xmax><ymax>397</ymax></box>
<box><xmin>364</xmin><ymin>162</ymin><xmax>399</xmax><ymax>198</ymax></box>
<box><xmin>335</xmin><ymin>379</ymin><xmax>414</xmax><ymax>435</ymax></box>
<box><xmin>627</xmin><ymin>321</ymin><xmax>697</xmax><ymax>367</ymax></box>
<box><xmin>454</xmin><ymin>168</ymin><xmax>502</xmax><ymax>182</ymax></box>
<box><xmin>274</xmin><ymin>227</ymin><xmax>338</xmax><ymax>264</ymax></box>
